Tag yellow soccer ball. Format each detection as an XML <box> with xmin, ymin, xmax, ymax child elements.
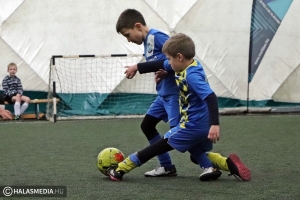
<box><xmin>97</xmin><ymin>147</ymin><xmax>125</xmax><ymax>176</ymax></box>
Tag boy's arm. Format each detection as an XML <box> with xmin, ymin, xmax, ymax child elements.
<box><xmin>204</xmin><ymin>92</ymin><xmax>219</xmax><ymax>126</ymax></box>
<box><xmin>155</xmin><ymin>69</ymin><xmax>168</xmax><ymax>83</ymax></box>
<box><xmin>137</xmin><ymin>60</ymin><xmax>165</xmax><ymax>74</ymax></box>
<box><xmin>17</xmin><ymin>78</ymin><xmax>23</xmax><ymax>95</ymax></box>
<box><xmin>125</xmin><ymin>60</ymin><xmax>170</xmax><ymax>79</ymax></box>
<box><xmin>2</xmin><ymin>77</ymin><xmax>10</xmax><ymax>96</ymax></box>
<box><xmin>186</xmin><ymin>70</ymin><xmax>219</xmax><ymax>125</ymax></box>
<box><xmin>187</xmin><ymin>71</ymin><xmax>220</xmax><ymax>143</ymax></box>
<box><xmin>204</xmin><ymin>92</ymin><xmax>220</xmax><ymax>144</ymax></box>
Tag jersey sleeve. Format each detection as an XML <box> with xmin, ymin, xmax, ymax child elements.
<box><xmin>186</xmin><ymin>68</ymin><xmax>213</xmax><ymax>100</ymax></box>
<box><xmin>162</xmin><ymin>60</ymin><xmax>174</xmax><ymax>72</ymax></box>
<box><xmin>17</xmin><ymin>78</ymin><xmax>23</xmax><ymax>95</ymax></box>
<box><xmin>154</xmin><ymin>32</ymin><xmax>169</xmax><ymax>50</ymax></box>
<box><xmin>2</xmin><ymin>76</ymin><xmax>10</xmax><ymax>96</ymax></box>
<box><xmin>152</xmin><ymin>32</ymin><xmax>169</xmax><ymax>60</ymax></box>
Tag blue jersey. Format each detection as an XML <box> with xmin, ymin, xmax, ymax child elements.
<box><xmin>143</xmin><ymin>29</ymin><xmax>178</xmax><ymax>97</ymax></box>
<box><xmin>164</xmin><ymin>59</ymin><xmax>213</xmax><ymax>128</ymax></box>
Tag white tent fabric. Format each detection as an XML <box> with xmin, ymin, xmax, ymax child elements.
<box><xmin>1</xmin><ymin>0</ymin><xmax>299</xmax><ymax>106</ymax></box>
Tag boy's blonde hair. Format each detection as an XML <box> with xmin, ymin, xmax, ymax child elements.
<box><xmin>7</xmin><ymin>62</ymin><xmax>17</xmax><ymax>69</ymax></box>
<box><xmin>162</xmin><ymin>33</ymin><xmax>195</xmax><ymax>59</ymax></box>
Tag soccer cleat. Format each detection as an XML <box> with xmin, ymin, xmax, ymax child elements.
<box><xmin>107</xmin><ymin>167</ymin><xmax>125</xmax><ymax>181</ymax></box>
<box><xmin>199</xmin><ymin>167</ymin><xmax>222</xmax><ymax>181</ymax></box>
<box><xmin>144</xmin><ymin>165</ymin><xmax>177</xmax><ymax>177</ymax></box>
<box><xmin>226</xmin><ymin>153</ymin><xmax>251</xmax><ymax>181</ymax></box>
<box><xmin>14</xmin><ymin>115</ymin><xmax>20</xmax><ymax>120</ymax></box>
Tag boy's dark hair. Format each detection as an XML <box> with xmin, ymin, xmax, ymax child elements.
<box><xmin>162</xmin><ymin>33</ymin><xmax>195</xmax><ymax>59</ymax></box>
<box><xmin>116</xmin><ymin>9</ymin><xmax>146</xmax><ymax>33</ymax></box>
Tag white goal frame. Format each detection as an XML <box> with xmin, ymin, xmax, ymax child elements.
<box><xmin>46</xmin><ymin>54</ymin><xmax>157</xmax><ymax>122</ymax></box>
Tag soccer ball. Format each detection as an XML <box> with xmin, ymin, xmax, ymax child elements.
<box><xmin>97</xmin><ymin>147</ymin><xmax>125</xmax><ymax>176</ymax></box>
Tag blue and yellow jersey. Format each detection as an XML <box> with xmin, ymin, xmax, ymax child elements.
<box><xmin>164</xmin><ymin>60</ymin><xmax>213</xmax><ymax>128</ymax></box>
<box><xmin>143</xmin><ymin>29</ymin><xmax>178</xmax><ymax>97</ymax></box>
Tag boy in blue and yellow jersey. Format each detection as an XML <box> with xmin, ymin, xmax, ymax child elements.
<box><xmin>108</xmin><ymin>33</ymin><xmax>251</xmax><ymax>181</ymax></box>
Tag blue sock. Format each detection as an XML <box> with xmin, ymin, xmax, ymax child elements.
<box><xmin>129</xmin><ymin>153</ymin><xmax>142</xmax><ymax>166</ymax></box>
<box><xmin>149</xmin><ymin>134</ymin><xmax>173</xmax><ymax>169</ymax></box>
<box><xmin>194</xmin><ymin>153</ymin><xmax>214</xmax><ymax>168</ymax></box>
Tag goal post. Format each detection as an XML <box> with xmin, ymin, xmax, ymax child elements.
<box><xmin>46</xmin><ymin>54</ymin><xmax>157</xmax><ymax>121</ymax></box>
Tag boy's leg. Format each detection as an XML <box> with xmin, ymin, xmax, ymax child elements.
<box><xmin>188</xmin><ymin>145</ymin><xmax>222</xmax><ymax>181</ymax></box>
<box><xmin>11</xmin><ymin>97</ymin><xmax>21</xmax><ymax>119</ymax></box>
<box><xmin>20</xmin><ymin>96</ymin><xmax>30</xmax><ymax>115</ymax></box>
<box><xmin>20</xmin><ymin>102</ymin><xmax>29</xmax><ymax>115</ymax></box>
<box><xmin>14</xmin><ymin>101</ymin><xmax>21</xmax><ymax>116</ymax></box>
<box><xmin>190</xmin><ymin>152</ymin><xmax>251</xmax><ymax>181</ymax></box>
<box><xmin>144</xmin><ymin>95</ymin><xmax>181</xmax><ymax>177</ymax></box>
<box><xmin>206</xmin><ymin>152</ymin><xmax>229</xmax><ymax>170</ymax></box>
<box><xmin>141</xmin><ymin>115</ymin><xmax>175</xmax><ymax>176</ymax></box>
<box><xmin>168</xmin><ymin>126</ymin><xmax>221</xmax><ymax>181</ymax></box>
<box><xmin>108</xmin><ymin>138</ymin><xmax>174</xmax><ymax>181</ymax></box>
<box><xmin>141</xmin><ymin>97</ymin><xmax>175</xmax><ymax>176</ymax></box>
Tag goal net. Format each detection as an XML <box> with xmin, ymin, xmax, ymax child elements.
<box><xmin>46</xmin><ymin>55</ymin><xmax>157</xmax><ymax>121</ymax></box>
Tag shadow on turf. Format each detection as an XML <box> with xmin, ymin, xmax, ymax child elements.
<box><xmin>93</xmin><ymin>173</ymin><xmax>247</xmax><ymax>183</ymax></box>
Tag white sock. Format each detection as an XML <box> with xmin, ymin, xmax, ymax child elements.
<box><xmin>20</xmin><ymin>102</ymin><xmax>29</xmax><ymax>115</ymax></box>
<box><xmin>14</xmin><ymin>102</ymin><xmax>21</xmax><ymax>116</ymax></box>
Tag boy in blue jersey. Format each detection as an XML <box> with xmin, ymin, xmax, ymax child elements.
<box><xmin>116</xmin><ymin>9</ymin><xmax>180</xmax><ymax>177</ymax></box>
<box><xmin>116</xmin><ymin>9</ymin><xmax>251</xmax><ymax>181</ymax></box>
<box><xmin>108</xmin><ymin>33</ymin><xmax>251</xmax><ymax>181</ymax></box>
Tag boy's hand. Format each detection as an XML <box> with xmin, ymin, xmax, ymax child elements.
<box><xmin>124</xmin><ymin>64</ymin><xmax>138</xmax><ymax>79</ymax></box>
<box><xmin>0</xmin><ymin>109</ymin><xmax>13</xmax><ymax>120</ymax></box>
<box><xmin>207</xmin><ymin>125</ymin><xmax>220</xmax><ymax>144</ymax></box>
<box><xmin>155</xmin><ymin>69</ymin><xmax>168</xmax><ymax>83</ymax></box>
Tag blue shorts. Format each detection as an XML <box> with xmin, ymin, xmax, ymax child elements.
<box><xmin>164</xmin><ymin>125</ymin><xmax>212</xmax><ymax>153</ymax></box>
<box><xmin>146</xmin><ymin>95</ymin><xmax>180</xmax><ymax>127</ymax></box>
